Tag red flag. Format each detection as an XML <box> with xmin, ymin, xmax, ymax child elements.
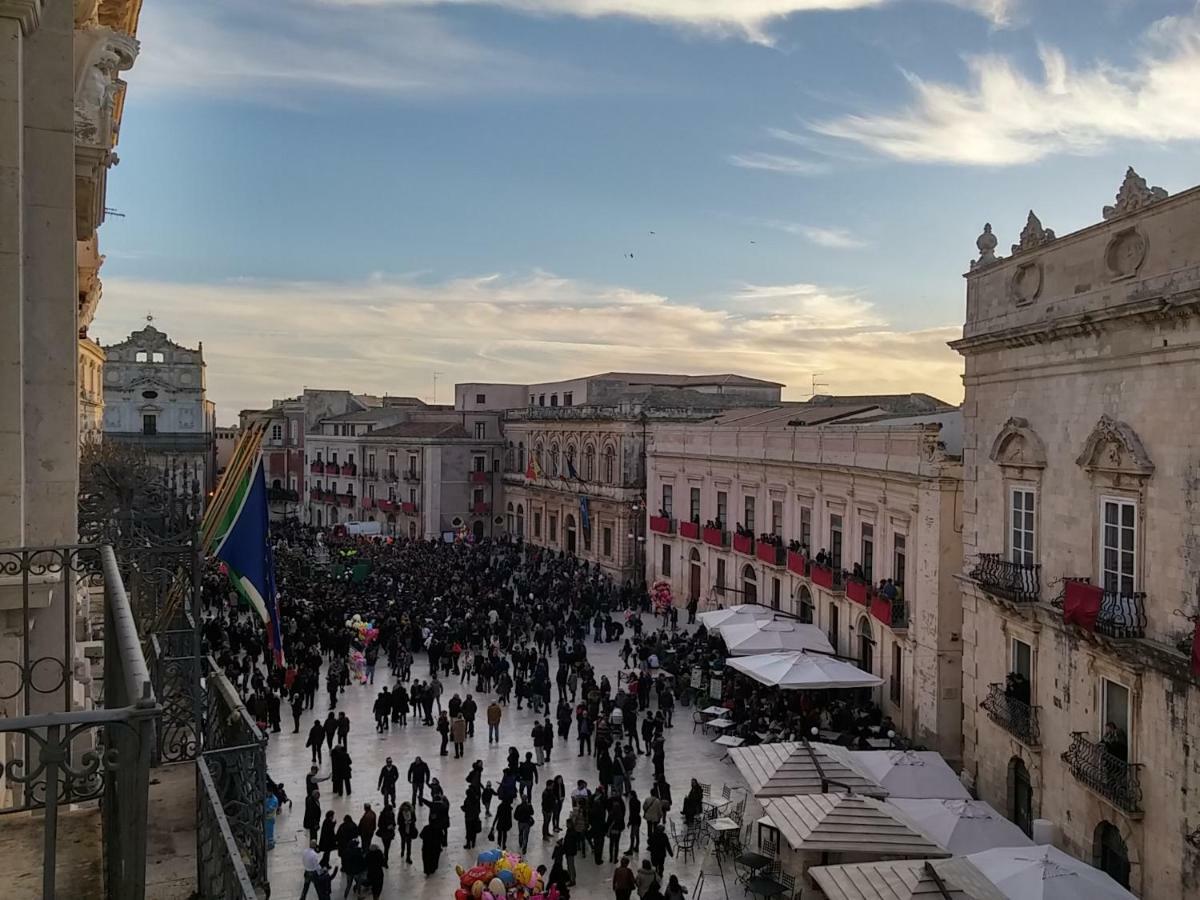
<box><xmin>525</xmin><ymin>460</ymin><xmax>536</xmax><ymax>480</ymax></box>
<box><xmin>1190</xmin><ymin>619</ymin><xmax>1200</xmax><ymax>676</ymax></box>
<box><xmin>1063</xmin><ymin>580</ymin><xmax>1103</xmax><ymax>631</ymax></box>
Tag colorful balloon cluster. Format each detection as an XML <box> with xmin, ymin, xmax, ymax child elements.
<box><xmin>344</xmin><ymin>613</ymin><xmax>380</xmax><ymax>646</ymax></box>
<box><xmin>454</xmin><ymin>849</ymin><xmax>552</xmax><ymax>900</ymax></box>
<box><xmin>651</xmin><ymin>580</ymin><xmax>674</xmax><ymax>615</ymax></box>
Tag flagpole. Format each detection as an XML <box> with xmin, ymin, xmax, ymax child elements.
<box><xmin>201</xmin><ymin>421</ymin><xmax>265</xmax><ymax>550</ymax></box>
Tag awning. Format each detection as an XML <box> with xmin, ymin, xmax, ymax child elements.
<box><xmin>696</xmin><ymin>604</ymin><xmax>776</xmax><ymax>629</ymax></box>
<box><xmin>761</xmin><ymin>793</ymin><xmax>950</xmax><ymax>857</ymax></box>
<box><xmin>729</xmin><ymin>742</ymin><xmax>886</xmax><ymax>798</ymax></box>
<box><xmin>964</xmin><ymin>846</ymin><xmax>1138</xmax><ymax>900</ymax></box>
<box><xmin>726</xmin><ymin>650</ymin><xmax>882</xmax><ymax>689</ymax></box>
<box><xmin>809</xmin><ymin>857</ymin><xmax>1008</xmax><ymax>900</ymax></box>
<box><xmin>829</xmin><ymin>749</ymin><xmax>971</xmax><ymax>800</ymax></box>
<box><xmin>719</xmin><ymin>620</ymin><xmax>836</xmax><ymax>656</ymax></box>
<box><xmin>888</xmin><ymin>799</ymin><xmax>1033</xmax><ymax>854</ymax></box>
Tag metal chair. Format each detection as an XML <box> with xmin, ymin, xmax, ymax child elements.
<box><xmin>693</xmin><ymin>711</ymin><xmax>707</xmax><ymax>734</ymax></box>
<box><xmin>699</xmin><ymin>782</ymin><xmax>712</xmax><ymax>798</ymax></box>
<box><xmin>721</xmin><ymin>783</ymin><xmax>733</xmax><ymax>801</ymax></box>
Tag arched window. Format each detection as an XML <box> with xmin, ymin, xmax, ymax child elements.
<box><xmin>584</xmin><ymin>444</ymin><xmax>596</xmax><ymax>481</ymax></box>
<box><xmin>550</xmin><ymin>442</ymin><xmax>560</xmax><ymax>477</ymax></box>
<box><xmin>516</xmin><ymin>504</ymin><xmax>525</xmax><ymax>536</ymax></box>
<box><xmin>742</xmin><ymin>564</ymin><xmax>757</xmax><ymax>605</ymax></box>
<box><xmin>535</xmin><ymin>442</ymin><xmax>544</xmax><ymax>474</ymax></box>
<box><xmin>1008</xmin><ymin>757</ymin><xmax>1034</xmax><ymax>837</ymax></box>
<box><xmin>507</xmin><ymin>501</ymin><xmax>515</xmax><ymax>534</ymax></box>
<box><xmin>518</xmin><ymin>442</ymin><xmax>526</xmax><ymax>473</ymax></box>
<box><xmin>1093</xmin><ymin>821</ymin><xmax>1131</xmax><ymax>888</ymax></box>
<box><xmin>857</xmin><ymin>617</ymin><xmax>875</xmax><ymax>674</ymax></box>
<box><xmin>505</xmin><ymin>442</ymin><xmax>515</xmax><ymax>471</ymax></box>
<box><xmin>565</xmin><ymin>444</ymin><xmax>577</xmax><ymax>478</ymax></box>
<box><xmin>409</xmin><ymin>522</ymin><xmax>417</xmax><ymax>540</ymax></box>
<box><xmin>796</xmin><ymin>585</ymin><xmax>814</xmax><ymax>624</ymax></box>
<box><xmin>603</xmin><ymin>446</ymin><xmax>616</xmax><ymax>484</ymax></box>
<box><xmin>565</xmin><ymin>514</ymin><xmax>577</xmax><ymax>554</ymax></box>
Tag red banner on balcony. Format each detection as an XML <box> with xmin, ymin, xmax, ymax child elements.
<box><xmin>733</xmin><ymin>533</ymin><xmax>754</xmax><ymax>555</ymax></box>
<box><xmin>362</xmin><ymin>496</ymin><xmax>374</xmax><ymax>509</ymax></box>
<box><xmin>702</xmin><ymin>527</ymin><xmax>725</xmax><ymax>547</ymax></box>
<box><xmin>870</xmin><ymin>595</ymin><xmax>892</xmax><ymax>626</ymax></box>
<box><xmin>679</xmin><ymin>520</ymin><xmax>701</xmax><ymax>540</ymax></box>
<box><xmin>787</xmin><ymin>551</ymin><xmax>807</xmax><ymax>576</ymax></box>
<box><xmin>648</xmin><ymin>516</ymin><xmax>673</xmax><ymax>535</ymax></box>
<box><xmin>402</xmin><ymin>501</ymin><xmax>417</xmax><ymax>514</ymax></box>
<box><xmin>756</xmin><ymin>542</ymin><xmax>783</xmax><ymax>565</ymax></box>
<box><xmin>471</xmin><ymin>471</ymin><xmax>489</xmax><ymax>483</ymax></box>
<box><xmin>847</xmin><ymin>578</ymin><xmax>871</xmax><ymax>605</ymax></box>
<box><xmin>810</xmin><ymin>564</ymin><xmax>834</xmax><ymax>589</ymax></box>
<box><xmin>1063</xmin><ymin>580</ymin><xmax>1103</xmax><ymax>631</ymax></box>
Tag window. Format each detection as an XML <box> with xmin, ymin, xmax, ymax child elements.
<box><xmin>861</xmin><ymin>523</ymin><xmax>874</xmax><ymax>581</ymax></box>
<box><xmin>331</xmin><ymin>452</ymin><xmax>338</xmax><ymax>465</ymax></box>
<box><xmin>1010</xmin><ymin>488</ymin><xmax>1036</xmax><ymax>566</ymax></box>
<box><xmin>828</xmin><ymin>604</ymin><xmax>839</xmax><ymax>654</ymax></box>
<box><xmin>1100</xmin><ymin>678</ymin><xmax>1130</xmax><ymax>760</ymax></box>
<box><xmin>518</xmin><ymin>443</ymin><xmax>526</xmax><ymax>473</ymax></box>
<box><xmin>891</xmin><ymin>645</ymin><xmax>902</xmax><ymax>704</ymax></box>
<box><xmin>142</xmin><ymin>414</ymin><xmax>157</xmax><ymax>435</ymax></box>
<box><xmin>800</xmin><ymin>507</ymin><xmax>812</xmax><ymax>548</ymax></box>
<box><xmin>387</xmin><ymin>454</ymin><xmax>396</xmax><ymax>475</ymax></box>
<box><xmin>408</xmin><ymin>488</ymin><xmax>416</xmax><ymax>504</ymax></box>
<box><xmin>689</xmin><ymin>488</ymin><xmax>701</xmax><ymax>523</ymax></box>
<box><xmin>584</xmin><ymin>445</ymin><xmax>595</xmax><ymax>481</ymax></box>
<box><xmin>1094</xmin><ymin>822</ymin><xmax>1131</xmax><ymax>889</ymax></box>
<box><xmin>388</xmin><ymin>486</ymin><xmax>396</xmax><ymax>501</ymax></box>
<box><xmin>516</xmin><ymin>504</ymin><xmax>525</xmax><ymax>535</ymax></box>
<box><xmin>830</xmin><ymin>514</ymin><xmax>843</xmax><ymax>570</ymax></box>
<box><xmin>661</xmin><ymin>544</ymin><xmax>671</xmax><ymax>578</ymax></box>
<box><xmin>550</xmin><ymin>442</ymin><xmax>560</xmax><ymax>476</ymax></box>
<box><xmin>539</xmin><ymin>394</ymin><xmax>546</xmax><ymax>407</ymax></box>
<box><xmin>797</xmin><ymin>587</ymin><xmax>814</xmax><ymax>624</ymax></box>
<box><xmin>368</xmin><ymin>484</ymin><xmax>375</xmax><ymax>500</ymax></box>
<box><xmin>550</xmin><ymin>394</ymin><xmax>558</xmax><ymax>407</ymax></box>
<box><xmin>135</xmin><ymin>351</ymin><xmax>148</xmax><ymax>363</ymax></box>
<box><xmin>563</xmin><ymin>392</ymin><xmax>573</xmax><ymax>406</ymax></box>
<box><xmin>407</xmin><ymin>454</ymin><xmax>417</xmax><ymax>475</ymax></box>
<box><xmin>549</xmin><ymin>514</ymin><xmax>558</xmax><ymax>543</ymax></box>
<box><xmin>534</xmin><ymin>511</ymin><xmax>542</xmax><ymax>538</ymax></box>
<box><xmin>473</xmin><ymin>455</ymin><xmax>486</xmax><ymax>472</ymax></box>
<box><xmin>661</xmin><ymin>485</ymin><xmax>673</xmax><ymax>518</ymax></box>
<box><xmin>771</xmin><ymin>578</ymin><xmax>781</xmax><ymax>609</ymax></box>
<box><xmin>1101</xmin><ymin>498</ymin><xmax>1136</xmax><ymax>594</ymax></box>
<box><xmin>476</xmin><ymin>393</ymin><xmax>486</xmax><ymax>405</ymax></box>
<box><xmin>744</xmin><ymin>496</ymin><xmax>756</xmax><ymax>532</ymax></box>
<box><xmin>602</xmin><ymin>527</ymin><xmax>613</xmax><ymax>557</ymax></box>
<box><xmin>368</xmin><ymin>453</ymin><xmax>376</xmax><ymax>474</ymax></box>
<box><xmin>475</xmin><ymin>421</ymin><xmax>486</xmax><ymax>440</ymax></box>
<box><xmin>565</xmin><ymin>445</ymin><xmax>576</xmax><ymax>477</ymax></box>
<box><xmin>716</xmin><ymin>491</ymin><xmax>728</xmax><ymax>527</ymax></box>
<box><xmin>473</xmin><ymin>488</ymin><xmax>484</xmax><ymax>506</ymax></box>
<box><xmin>530</xmin><ymin>395</ymin><xmax>536</xmax><ymax>406</ymax></box>
<box><xmin>603</xmin><ymin>447</ymin><xmax>616</xmax><ymax>484</ymax></box>
<box><xmin>893</xmin><ymin>534</ymin><xmax>906</xmax><ymax>591</ymax></box>
<box><xmin>1011</xmin><ymin>638</ymin><xmax>1032</xmax><ymax>681</ymax></box>
<box><xmin>742</xmin><ymin>564</ymin><xmax>758</xmax><ymax>604</ymax></box>
<box><xmin>152</xmin><ymin>351</ymin><xmax>164</xmax><ymax>363</ymax></box>
<box><xmin>716</xmin><ymin>558</ymin><xmax>727</xmax><ymax>595</ymax></box>
<box><xmin>771</xmin><ymin>500</ymin><xmax>783</xmax><ymax>537</ymax></box>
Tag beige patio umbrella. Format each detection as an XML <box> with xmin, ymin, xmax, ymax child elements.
<box><xmin>760</xmin><ymin>793</ymin><xmax>949</xmax><ymax>858</ymax></box>
<box><xmin>810</xmin><ymin>857</ymin><xmax>1008</xmax><ymax>900</ymax></box>
<box><xmin>729</xmin><ymin>741</ymin><xmax>887</xmax><ymax>798</ymax></box>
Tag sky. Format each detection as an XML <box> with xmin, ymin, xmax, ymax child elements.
<box><xmin>93</xmin><ymin>0</ymin><xmax>1200</xmax><ymax>422</ymax></box>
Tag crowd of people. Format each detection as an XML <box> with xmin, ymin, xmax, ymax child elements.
<box><xmin>203</xmin><ymin>525</ymin><xmax>700</xmax><ymax>900</ymax></box>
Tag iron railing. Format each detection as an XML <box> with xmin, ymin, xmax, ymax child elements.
<box><xmin>970</xmin><ymin>553</ymin><xmax>1041</xmax><ymax>602</ymax></box>
<box><xmin>0</xmin><ymin>544</ymin><xmax>159</xmax><ymax>900</ymax></box>
<box><xmin>1064</xmin><ymin>732</ymin><xmax>1143</xmax><ymax>814</ymax></box>
<box><xmin>197</xmin><ymin>759</ymin><xmax>257</xmax><ymax>900</ymax></box>
<box><xmin>1097</xmin><ymin>591</ymin><xmax>1148</xmax><ymax>639</ymax></box>
<box><xmin>981</xmin><ymin>682</ymin><xmax>1041</xmax><ymax>746</ymax></box>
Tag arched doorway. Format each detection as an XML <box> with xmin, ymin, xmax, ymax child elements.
<box><xmin>565</xmin><ymin>514</ymin><xmax>577</xmax><ymax>554</ymax></box>
<box><xmin>315</xmin><ymin>509</ymin><xmax>323</xmax><ymax>527</ymax></box>
<box><xmin>741</xmin><ymin>564</ymin><xmax>757</xmax><ymax>605</ymax></box>
<box><xmin>408</xmin><ymin>522</ymin><xmax>417</xmax><ymax>540</ymax></box>
<box><xmin>272</xmin><ymin>478</ymin><xmax>282</xmax><ymax>489</ymax></box>
<box><xmin>516</xmin><ymin>504</ymin><xmax>525</xmax><ymax>537</ymax></box>
<box><xmin>386</xmin><ymin>513</ymin><xmax>396</xmax><ymax>536</ymax></box>
<box><xmin>330</xmin><ymin>508</ymin><xmax>339</xmax><ymax>524</ymax></box>
<box><xmin>1008</xmin><ymin>757</ymin><xmax>1034</xmax><ymax>837</ymax></box>
<box><xmin>796</xmin><ymin>585</ymin><xmax>814</xmax><ymax>623</ymax></box>
<box><xmin>507</xmin><ymin>502</ymin><xmax>515</xmax><ymax>534</ymax></box>
<box><xmin>857</xmin><ymin>617</ymin><xmax>875</xmax><ymax>673</ymax></box>
<box><xmin>689</xmin><ymin>549</ymin><xmax>701</xmax><ymax>605</ymax></box>
<box><xmin>1093</xmin><ymin>821</ymin><xmax>1131</xmax><ymax>888</ymax></box>
<box><xmin>473</xmin><ymin>520</ymin><xmax>485</xmax><ymax>542</ymax></box>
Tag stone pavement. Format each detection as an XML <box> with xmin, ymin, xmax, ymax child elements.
<box><xmin>263</xmin><ymin>623</ymin><xmax>740</xmax><ymax>899</ymax></box>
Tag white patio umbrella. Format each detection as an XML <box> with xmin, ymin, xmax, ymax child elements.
<box><xmin>965</xmin><ymin>846</ymin><xmax>1138</xmax><ymax>900</ymax></box>
<box><xmin>696</xmin><ymin>604</ymin><xmax>776</xmax><ymax>629</ymax></box>
<box><xmin>719</xmin><ymin>620</ymin><xmax>836</xmax><ymax>656</ymax></box>
<box><xmin>726</xmin><ymin>651</ymin><xmax>880</xmax><ymax>689</ymax></box>
<box><xmin>831</xmin><ymin>749</ymin><xmax>972</xmax><ymax>799</ymax></box>
<box><xmin>889</xmin><ymin>799</ymin><xmax>1034</xmax><ymax>854</ymax></box>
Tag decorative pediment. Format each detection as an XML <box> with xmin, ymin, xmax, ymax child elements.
<box><xmin>989</xmin><ymin>417</ymin><xmax>1047</xmax><ymax>469</ymax></box>
<box><xmin>1076</xmin><ymin>415</ymin><xmax>1154</xmax><ymax>478</ymax></box>
<box><xmin>1102</xmin><ymin>167</ymin><xmax>1168</xmax><ymax>220</ymax></box>
<box><xmin>1011</xmin><ymin>211</ymin><xmax>1055</xmax><ymax>254</ymax></box>
<box><xmin>970</xmin><ymin>223</ymin><xmax>999</xmax><ymax>270</ymax></box>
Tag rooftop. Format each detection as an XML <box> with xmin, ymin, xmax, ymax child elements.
<box><xmin>369</xmin><ymin>422</ymin><xmax>472</xmax><ymax>439</ymax></box>
<box><xmin>586</xmin><ymin>371</ymin><xmax>785</xmax><ymax>388</ymax></box>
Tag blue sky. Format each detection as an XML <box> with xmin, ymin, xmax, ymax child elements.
<box><xmin>94</xmin><ymin>0</ymin><xmax>1200</xmax><ymax>420</ymax></box>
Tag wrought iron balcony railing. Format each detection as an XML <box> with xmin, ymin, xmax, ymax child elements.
<box><xmin>981</xmin><ymin>682</ymin><xmax>1041</xmax><ymax>746</ymax></box>
<box><xmin>1098</xmin><ymin>591</ymin><xmax>1148</xmax><ymax>639</ymax></box>
<box><xmin>1064</xmin><ymin>732</ymin><xmax>1142</xmax><ymax>814</ymax></box>
<box><xmin>970</xmin><ymin>553</ymin><xmax>1041</xmax><ymax>602</ymax></box>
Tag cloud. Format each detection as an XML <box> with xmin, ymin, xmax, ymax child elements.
<box><xmin>811</xmin><ymin>8</ymin><xmax>1200</xmax><ymax>165</ymax></box>
<box><xmin>728</xmin><ymin>152</ymin><xmax>831</xmax><ymax>175</ymax></box>
<box><xmin>94</xmin><ymin>272</ymin><xmax>962</xmax><ymax>419</ymax></box>
<box><xmin>746</xmin><ymin>219</ymin><xmax>870</xmax><ymax>249</ymax></box>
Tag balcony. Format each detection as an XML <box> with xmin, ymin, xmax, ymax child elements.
<box><xmin>473</xmin><ymin>501</ymin><xmax>491</xmax><ymax>515</ymax></box>
<box><xmin>364</xmin><ymin>469</ymin><xmax>378</xmax><ymax>480</ymax></box>
<box><xmin>267</xmin><ymin>487</ymin><xmax>299</xmax><ymax>504</ymax></box>
<box><xmin>679</xmin><ymin>520</ymin><xmax>701</xmax><ymax>540</ymax></box>
<box><xmin>1055</xmin><ymin>580</ymin><xmax>1148</xmax><ymax>639</ymax></box>
<box><xmin>733</xmin><ymin>533</ymin><xmax>755</xmax><ymax>555</ymax></box>
<box><xmin>970</xmin><ymin>553</ymin><xmax>1041</xmax><ymax>603</ymax></box>
<box><xmin>756</xmin><ymin>541</ymin><xmax>786</xmax><ymax>566</ymax></box>
<box><xmin>362</xmin><ymin>496</ymin><xmax>375</xmax><ymax>510</ymax></box>
<box><xmin>403</xmin><ymin>471</ymin><xmax>420</xmax><ymax>483</ymax></box>
<box><xmin>310</xmin><ymin>461</ymin><xmax>325</xmax><ymax>474</ymax></box>
<box><xmin>338</xmin><ymin>493</ymin><xmax>356</xmax><ymax>507</ymax></box>
<box><xmin>787</xmin><ymin>550</ymin><xmax>808</xmax><ymax>576</ymax></box>
<box><xmin>649</xmin><ymin>515</ymin><xmax>674</xmax><ymax>535</ymax></box>
<box><xmin>981</xmin><ymin>682</ymin><xmax>1040</xmax><ymax>747</ymax></box>
<box><xmin>340</xmin><ymin>463</ymin><xmax>357</xmax><ymax>476</ymax></box>
<box><xmin>702</xmin><ymin>526</ymin><xmax>727</xmax><ymax>547</ymax></box>
<box><xmin>377</xmin><ymin>499</ymin><xmax>396</xmax><ymax>513</ymax></box>
<box><xmin>810</xmin><ymin>563</ymin><xmax>843</xmax><ymax>592</ymax></box>
<box><xmin>402</xmin><ymin>501</ymin><xmax>418</xmax><ymax>515</ymax></box>
<box><xmin>470</xmin><ymin>470</ymin><xmax>489</xmax><ymax>484</ymax></box>
<box><xmin>871</xmin><ymin>593</ymin><xmax>908</xmax><ymax>629</ymax></box>
<box><xmin>384</xmin><ymin>471</ymin><xmax>399</xmax><ymax>482</ymax></box>
<box><xmin>846</xmin><ymin>576</ymin><xmax>873</xmax><ymax>605</ymax></box>
<box><xmin>1064</xmin><ymin>732</ymin><xmax>1143</xmax><ymax>815</ymax></box>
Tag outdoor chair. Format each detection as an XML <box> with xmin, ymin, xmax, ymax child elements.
<box><xmin>693</xmin><ymin>711</ymin><xmax>707</xmax><ymax>734</ymax></box>
<box><xmin>699</xmin><ymin>782</ymin><xmax>712</xmax><ymax>797</ymax></box>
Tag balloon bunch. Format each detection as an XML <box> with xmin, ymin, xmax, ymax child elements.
<box><xmin>651</xmin><ymin>580</ymin><xmax>674</xmax><ymax>615</ymax></box>
<box><xmin>344</xmin><ymin>613</ymin><xmax>380</xmax><ymax>646</ymax></box>
<box><xmin>454</xmin><ymin>849</ymin><xmax>552</xmax><ymax>900</ymax></box>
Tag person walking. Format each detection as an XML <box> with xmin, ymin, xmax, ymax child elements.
<box><xmin>358</xmin><ymin>803</ymin><xmax>377</xmax><ymax>851</ymax></box>
<box><xmin>291</xmin><ymin>692</ymin><xmax>306</xmax><ymax>734</ymax></box>
<box><xmin>397</xmin><ymin>801</ymin><xmax>417</xmax><ymax>865</ymax></box>
<box><xmin>612</xmin><ymin>856</ymin><xmax>637</xmax><ymax>900</ymax></box>
<box><xmin>577</xmin><ymin>710</ymin><xmax>592</xmax><ymax>757</ymax></box>
<box><xmin>300</xmin><ymin>839</ymin><xmax>321</xmax><ymax>900</ymax></box>
<box><xmin>307</xmin><ymin>720</ymin><xmax>326</xmax><ymax>765</ymax></box>
<box><xmin>625</xmin><ymin>789</ymin><xmax>641</xmax><ymax>855</ymax></box>
<box><xmin>462</xmin><ymin>784</ymin><xmax>483</xmax><ymax>849</ymax></box>
<box><xmin>493</xmin><ymin>796</ymin><xmax>513</xmax><ymax>849</ymax></box>
<box><xmin>551</xmin><ymin>774</ymin><xmax>567</xmax><ymax>833</ymax></box>
<box><xmin>335</xmin><ymin>711</ymin><xmax>351</xmax><ymax>747</ymax></box>
<box><xmin>515</xmin><ymin>795</ymin><xmax>535</xmax><ymax>854</ymax></box>
<box><xmin>647</xmin><ymin>824</ymin><xmax>673</xmax><ymax>880</ymax></box>
<box><xmin>377</xmin><ymin>758</ymin><xmax>399</xmax><ymax>807</ymax></box>
<box><xmin>518</xmin><ymin>752</ymin><xmax>539</xmax><ymax>802</ymax></box>
<box><xmin>451</xmin><ymin>712</ymin><xmax>467</xmax><ymax>759</ymax></box>
<box><xmin>607</xmin><ymin>793</ymin><xmax>626</xmax><ymax>864</ymax></box>
<box><xmin>303</xmin><ymin>789</ymin><xmax>322</xmax><ymax>842</ymax></box>
<box><xmin>487</xmin><ymin>700</ymin><xmax>502</xmax><ymax>744</ymax></box>
<box><xmin>462</xmin><ymin>694</ymin><xmax>478</xmax><ymax>737</ymax></box>
<box><xmin>635</xmin><ymin>858</ymin><xmax>657</xmax><ymax>898</ymax></box>
<box><xmin>642</xmin><ymin>790</ymin><xmax>663</xmax><ymax>848</ymax></box>
<box><xmin>318</xmin><ymin>810</ymin><xmax>338</xmax><ymax>866</ymax></box>
<box><xmin>330</xmin><ymin>744</ymin><xmax>353</xmax><ymax>797</ymax></box>
<box><xmin>532</xmin><ymin>721</ymin><xmax>546</xmax><ymax>766</ymax></box>
<box><xmin>407</xmin><ymin>756</ymin><xmax>430</xmax><ymax>805</ymax></box>
<box><xmin>419</xmin><ymin>820</ymin><xmax>442</xmax><ymax>876</ymax></box>
<box><xmin>373</xmin><ymin>687</ymin><xmax>391</xmax><ymax>733</ymax></box>
<box><xmin>436</xmin><ymin>710</ymin><xmax>451</xmax><ymax>756</ymax></box>
<box><xmin>323</xmin><ymin>711</ymin><xmax>337</xmax><ymax>750</ymax></box>
<box><xmin>364</xmin><ymin>841</ymin><xmax>386</xmax><ymax>899</ymax></box>
<box><xmin>376</xmin><ymin>801</ymin><xmax>396</xmax><ymax>866</ymax></box>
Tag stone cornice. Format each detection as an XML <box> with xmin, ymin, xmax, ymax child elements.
<box><xmin>0</xmin><ymin>0</ymin><xmax>43</xmax><ymax>35</ymax></box>
<box><xmin>950</xmin><ymin>290</ymin><xmax>1200</xmax><ymax>354</ymax></box>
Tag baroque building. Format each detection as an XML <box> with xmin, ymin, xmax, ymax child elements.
<box><xmin>102</xmin><ymin>324</ymin><xmax>217</xmax><ymax>494</ymax></box>
<box><xmin>954</xmin><ymin>169</ymin><xmax>1200</xmax><ymax>896</ymax></box>
<box><xmin>646</xmin><ymin>397</ymin><xmax>964</xmax><ymax>758</ymax></box>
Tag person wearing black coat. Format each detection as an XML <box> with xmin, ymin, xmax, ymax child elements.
<box><xmin>335</xmin><ymin>815</ymin><xmax>359</xmax><ymax>857</ymax></box>
<box><xmin>461</xmin><ymin>785</ymin><xmax>483</xmax><ymax>849</ymax></box>
<box><xmin>376</xmin><ymin>803</ymin><xmax>396</xmax><ymax>865</ymax></box>
<box><xmin>492</xmin><ymin>797</ymin><xmax>513</xmax><ymax>849</ymax></box>
<box><xmin>307</xmin><ymin>721</ymin><xmax>326</xmax><ymax>764</ymax></box>
<box><xmin>364</xmin><ymin>844</ymin><xmax>386</xmax><ymax>899</ymax></box>
<box><xmin>648</xmin><ymin>824</ymin><xmax>673</xmax><ymax>879</ymax></box>
<box><xmin>323</xmin><ymin>712</ymin><xmax>337</xmax><ymax>749</ymax></box>
<box><xmin>682</xmin><ymin>779</ymin><xmax>704</xmax><ymax>826</ymax></box>
<box><xmin>318</xmin><ymin>811</ymin><xmax>338</xmax><ymax>866</ymax></box>
<box><xmin>588</xmin><ymin>794</ymin><xmax>609</xmax><ymax>864</ymax></box>
<box><xmin>330</xmin><ymin>745</ymin><xmax>353</xmax><ymax>796</ymax></box>
<box><xmin>303</xmin><ymin>790</ymin><xmax>322</xmax><ymax>841</ymax></box>
<box><xmin>291</xmin><ymin>693</ymin><xmax>305</xmax><ymax>733</ymax></box>
<box><xmin>419</xmin><ymin>821</ymin><xmax>442</xmax><ymax>876</ymax></box>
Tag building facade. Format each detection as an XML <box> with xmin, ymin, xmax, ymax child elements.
<box><xmin>102</xmin><ymin>324</ymin><xmax>217</xmax><ymax>494</ymax></box>
<box><xmin>78</xmin><ymin>336</ymin><xmax>106</xmax><ymax>443</ymax></box>
<box><xmin>954</xmin><ymin>169</ymin><xmax>1200</xmax><ymax>896</ymax></box>
<box><xmin>305</xmin><ymin>405</ymin><xmax>504</xmax><ymax>540</ymax></box>
<box><xmin>647</xmin><ymin>403</ymin><xmax>964</xmax><ymax>759</ymax></box>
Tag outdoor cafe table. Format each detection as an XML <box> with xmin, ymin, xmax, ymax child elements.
<box><xmin>745</xmin><ymin>874</ymin><xmax>788</xmax><ymax>899</ymax></box>
<box><xmin>735</xmin><ymin>850</ymin><xmax>772</xmax><ymax>875</ymax></box>
<box><xmin>707</xmin><ymin>816</ymin><xmax>741</xmax><ymax>853</ymax></box>
<box><xmin>707</xmin><ymin>719</ymin><xmax>734</xmax><ymax>732</ymax></box>
<box><xmin>701</xmin><ymin>705</ymin><xmax>729</xmax><ymax>716</ymax></box>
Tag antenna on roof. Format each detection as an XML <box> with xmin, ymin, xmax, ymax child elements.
<box><xmin>432</xmin><ymin>371</ymin><xmax>444</xmax><ymax>405</ymax></box>
<box><xmin>810</xmin><ymin>373</ymin><xmax>828</xmax><ymax>398</ymax></box>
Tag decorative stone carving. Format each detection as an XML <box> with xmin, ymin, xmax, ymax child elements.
<box><xmin>1102</xmin><ymin>167</ymin><xmax>1168</xmax><ymax>220</ymax></box>
<box><xmin>1011</xmin><ymin>211</ymin><xmax>1055</xmax><ymax>254</ymax></box>
<box><xmin>0</xmin><ymin>0</ymin><xmax>44</xmax><ymax>36</ymax></box>
<box><xmin>989</xmin><ymin>417</ymin><xmax>1047</xmax><ymax>470</ymax></box>
<box><xmin>74</xmin><ymin>0</ymin><xmax>99</xmax><ymax>27</ymax></box>
<box><xmin>73</xmin><ymin>26</ymin><xmax>139</xmax><ymax>147</ymax></box>
<box><xmin>970</xmin><ymin>223</ymin><xmax>999</xmax><ymax>270</ymax></box>
<box><xmin>1076</xmin><ymin>415</ymin><xmax>1154</xmax><ymax>479</ymax></box>
<box><xmin>1010</xmin><ymin>261</ymin><xmax>1042</xmax><ymax>306</ymax></box>
<box><xmin>1104</xmin><ymin>226</ymin><xmax>1147</xmax><ymax>280</ymax></box>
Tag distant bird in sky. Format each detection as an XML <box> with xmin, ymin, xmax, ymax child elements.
<box><xmin>649</xmin><ymin>231</ymin><xmax>655</xmax><ymax>235</ymax></box>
